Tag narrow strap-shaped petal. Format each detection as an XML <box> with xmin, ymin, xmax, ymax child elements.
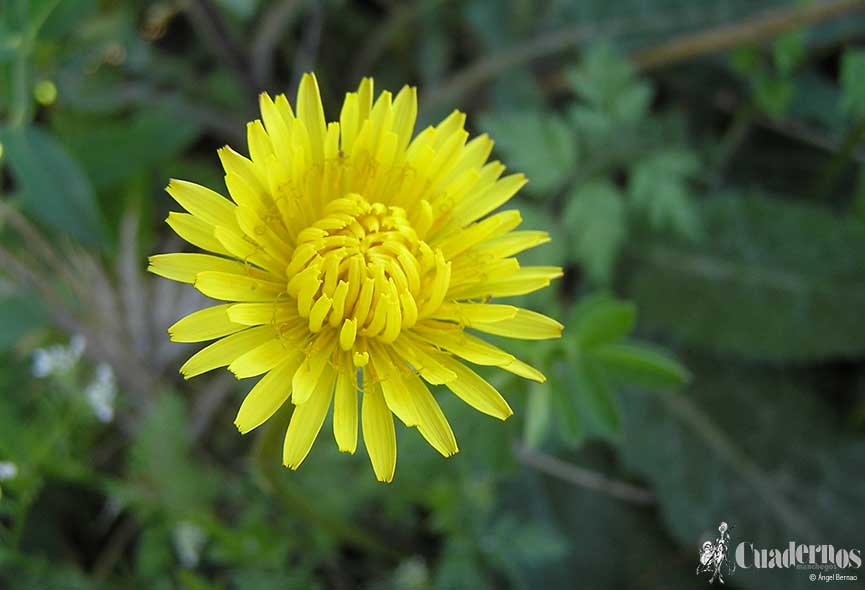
<box><xmin>283</xmin><ymin>365</ymin><xmax>336</xmax><ymax>469</ymax></box>
<box><xmin>179</xmin><ymin>326</ymin><xmax>275</xmax><ymax>378</ymax></box>
<box><xmin>166</xmin><ymin>212</ymin><xmax>231</xmax><ymax>256</ymax></box>
<box><xmin>167</xmin><ymin>179</ymin><xmax>239</xmax><ymax>230</ymax></box>
<box><xmin>466</xmin><ymin>308</ymin><xmax>563</xmax><ymax>340</ymax></box>
<box><xmin>296</xmin><ymin>73</ymin><xmax>327</xmax><ymax>162</ymax></box>
<box><xmin>168</xmin><ymin>304</ymin><xmax>245</xmax><ymax>343</ymax></box>
<box><xmin>333</xmin><ymin>355</ymin><xmax>358</xmax><ymax>453</ymax></box>
<box><xmin>403</xmin><ymin>372</ymin><xmax>458</xmax><ymax>457</ymax></box>
<box><xmin>234</xmin><ymin>351</ymin><xmax>303</xmax><ymax>433</ymax></box>
<box><xmin>148</xmin><ymin>253</ymin><xmax>268</xmax><ymax>284</ymax></box>
<box><xmin>228</xmin><ymin>338</ymin><xmax>293</xmax><ymax>379</ymax></box>
<box><xmin>413</xmin><ymin>323</ymin><xmax>514</xmax><ymax>366</ymax></box>
<box><xmin>433</xmin><ymin>353</ymin><xmax>513</xmax><ymax>420</ymax></box>
<box><xmin>195</xmin><ymin>271</ymin><xmax>285</xmax><ymax>302</ymax></box>
<box><xmin>362</xmin><ymin>381</ymin><xmax>397</xmax><ymax>483</ymax></box>
<box><xmin>291</xmin><ymin>331</ymin><xmax>337</xmax><ymax>404</ymax></box>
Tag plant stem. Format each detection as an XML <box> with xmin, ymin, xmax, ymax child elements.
<box><xmin>513</xmin><ymin>443</ymin><xmax>656</xmax><ymax>505</ymax></box>
<box><xmin>813</xmin><ymin>117</ymin><xmax>865</xmax><ymax>200</ymax></box>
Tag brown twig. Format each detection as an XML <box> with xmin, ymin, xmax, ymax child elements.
<box><xmin>513</xmin><ymin>443</ymin><xmax>656</xmax><ymax>505</ymax></box>
<box><xmin>631</xmin><ymin>0</ymin><xmax>865</xmax><ymax>70</ymax></box>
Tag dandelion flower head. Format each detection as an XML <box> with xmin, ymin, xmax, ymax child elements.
<box><xmin>149</xmin><ymin>74</ymin><xmax>563</xmax><ymax>482</ymax></box>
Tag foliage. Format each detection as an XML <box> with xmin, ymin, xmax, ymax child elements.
<box><xmin>1</xmin><ymin>1</ymin><xmax>864</xmax><ymax>589</ymax></box>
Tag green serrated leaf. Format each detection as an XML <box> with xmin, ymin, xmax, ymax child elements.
<box><xmin>626</xmin><ymin>192</ymin><xmax>865</xmax><ymax>361</ymax></box>
<box><xmin>57</xmin><ymin>106</ymin><xmax>202</xmax><ymax>190</ymax></box>
<box><xmin>1</xmin><ymin>125</ymin><xmax>105</xmax><ymax>244</ymax></box>
<box><xmin>571</xmin><ymin>293</ymin><xmax>636</xmax><ymax>349</ymax></box>
<box><xmin>592</xmin><ymin>342</ymin><xmax>690</xmax><ymax>391</ymax></box>
<box><xmin>620</xmin><ymin>364</ymin><xmax>865</xmax><ymax>589</ymax></box>
<box><xmin>563</xmin><ymin>181</ymin><xmax>626</xmax><ymax>284</ymax></box>
<box><xmin>628</xmin><ymin>149</ymin><xmax>701</xmax><ymax>240</ymax></box>
<box><xmin>480</xmin><ymin>110</ymin><xmax>577</xmax><ymax>196</ymax></box>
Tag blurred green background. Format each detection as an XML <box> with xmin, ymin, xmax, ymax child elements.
<box><xmin>2</xmin><ymin>0</ymin><xmax>865</xmax><ymax>588</ymax></box>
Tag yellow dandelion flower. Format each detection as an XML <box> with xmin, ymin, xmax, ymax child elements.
<box><xmin>149</xmin><ymin>73</ymin><xmax>563</xmax><ymax>482</ymax></box>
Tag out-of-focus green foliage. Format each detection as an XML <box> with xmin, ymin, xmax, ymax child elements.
<box><xmin>2</xmin><ymin>1</ymin><xmax>865</xmax><ymax>589</ymax></box>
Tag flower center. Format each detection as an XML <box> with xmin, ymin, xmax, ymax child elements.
<box><xmin>285</xmin><ymin>193</ymin><xmax>451</xmax><ymax>351</ymax></box>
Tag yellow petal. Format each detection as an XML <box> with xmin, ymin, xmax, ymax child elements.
<box><xmin>166</xmin><ymin>212</ymin><xmax>230</xmax><ymax>256</ymax></box>
<box><xmin>180</xmin><ymin>326</ymin><xmax>275</xmax><ymax>379</ymax></box>
<box><xmin>469</xmin><ymin>308</ymin><xmax>563</xmax><ymax>340</ymax></box>
<box><xmin>214</xmin><ymin>226</ymin><xmax>286</xmax><ymax>276</ymax></box>
<box><xmin>246</xmin><ymin>119</ymin><xmax>274</xmax><ymax>164</ymax></box>
<box><xmin>404</xmin><ymin>373</ymin><xmax>458</xmax><ymax>457</ymax></box>
<box><xmin>333</xmin><ymin>360</ymin><xmax>358</xmax><ymax>453</ymax></box>
<box><xmin>362</xmin><ymin>382</ymin><xmax>396</xmax><ymax>483</ymax></box>
<box><xmin>431</xmin><ymin>302</ymin><xmax>518</xmax><ymax>325</ymax></box>
<box><xmin>167</xmin><ymin>179</ymin><xmax>238</xmax><ymax>230</ymax></box>
<box><xmin>228</xmin><ymin>338</ymin><xmax>292</xmax><ymax>379</ymax></box>
<box><xmin>195</xmin><ymin>271</ymin><xmax>285</xmax><ymax>302</ymax></box>
<box><xmin>391</xmin><ymin>336</ymin><xmax>457</xmax><ymax>385</ymax></box>
<box><xmin>227</xmin><ymin>302</ymin><xmax>297</xmax><ymax>326</ymax></box>
<box><xmin>368</xmin><ymin>343</ymin><xmax>416</xmax><ymax>427</ymax></box>
<box><xmin>500</xmin><ymin>357</ymin><xmax>546</xmax><ymax>383</ymax></box>
<box><xmin>291</xmin><ymin>331</ymin><xmax>336</xmax><ymax>404</ymax></box>
<box><xmin>449</xmin><ymin>266</ymin><xmax>562</xmax><ymax>299</ymax></box>
<box><xmin>168</xmin><ymin>304</ymin><xmax>245</xmax><ymax>342</ymax></box>
<box><xmin>234</xmin><ymin>352</ymin><xmax>303</xmax><ymax>433</ymax></box>
<box><xmin>434</xmin><ymin>354</ymin><xmax>513</xmax><ymax>420</ymax></box>
<box><xmin>414</xmin><ymin>323</ymin><xmax>514</xmax><ymax>366</ymax></box>
<box><xmin>451</xmin><ymin>173</ymin><xmax>526</xmax><ymax>226</ymax></box>
<box><xmin>472</xmin><ymin>230</ymin><xmax>551</xmax><ymax>259</ymax></box>
<box><xmin>296</xmin><ymin>73</ymin><xmax>327</xmax><ymax>162</ymax></box>
<box><xmin>218</xmin><ymin>145</ymin><xmax>267</xmax><ymax>194</ymax></box>
<box><xmin>148</xmin><ymin>253</ymin><xmax>262</xmax><ymax>285</ymax></box>
<box><xmin>283</xmin><ymin>365</ymin><xmax>336</xmax><ymax>469</ymax></box>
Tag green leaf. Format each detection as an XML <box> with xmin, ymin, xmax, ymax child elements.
<box><xmin>575</xmin><ymin>357</ymin><xmax>619</xmax><ymax>436</ymax></box>
<box><xmin>0</xmin><ymin>125</ymin><xmax>104</xmax><ymax>244</ymax></box>
<box><xmin>628</xmin><ymin>149</ymin><xmax>701</xmax><ymax>240</ymax></box>
<box><xmin>840</xmin><ymin>48</ymin><xmax>865</xmax><ymax>119</ymax></box>
<box><xmin>626</xmin><ymin>192</ymin><xmax>865</xmax><ymax>361</ymax></box>
<box><xmin>550</xmin><ymin>362</ymin><xmax>583</xmax><ymax>445</ymax></box>
<box><xmin>620</xmin><ymin>365</ymin><xmax>865</xmax><ymax>590</ymax></box>
<box><xmin>523</xmin><ymin>382</ymin><xmax>551</xmax><ymax>449</ymax></box>
<box><xmin>563</xmin><ymin>181</ymin><xmax>626</xmax><ymax>284</ymax></box>
<box><xmin>0</xmin><ymin>295</ymin><xmax>46</xmax><ymax>351</ymax></box>
<box><xmin>480</xmin><ymin>110</ymin><xmax>577</xmax><ymax>196</ymax></box>
<box><xmin>772</xmin><ymin>30</ymin><xmax>806</xmax><ymax>76</ymax></box>
<box><xmin>729</xmin><ymin>46</ymin><xmax>763</xmax><ymax>77</ymax></box>
<box><xmin>126</xmin><ymin>392</ymin><xmax>216</xmax><ymax>518</ymax></box>
<box><xmin>567</xmin><ymin>45</ymin><xmax>652</xmax><ymax>124</ymax></box>
<box><xmin>592</xmin><ymin>342</ymin><xmax>690</xmax><ymax>391</ymax></box>
<box><xmin>571</xmin><ymin>293</ymin><xmax>636</xmax><ymax>349</ymax></box>
<box><xmin>56</xmin><ymin>106</ymin><xmax>202</xmax><ymax>191</ymax></box>
<box><xmin>753</xmin><ymin>74</ymin><xmax>794</xmax><ymax>121</ymax></box>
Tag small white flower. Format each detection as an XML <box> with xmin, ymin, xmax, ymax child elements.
<box><xmin>173</xmin><ymin>521</ymin><xmax>207</xmax><ymax>568</ymax></box>
<box><xmin>30</xmin><ymin>335</ymin><xmax>87</xmax><ymax>378</ymax></box>
<box><xmin>0</xmin><ymin>461</ymin><xmax>18</xmax><ymax>481</ymax></box>
<box><xmin>84</xmin><ymin>362</ymin><xmax>117</xmax><ymax>423</ymax></box>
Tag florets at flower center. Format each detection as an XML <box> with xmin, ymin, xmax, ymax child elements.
<box><xmin>285</xmin><ymin>193</ymin><xmax>451</xmax><ymax>355</ymax></box>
